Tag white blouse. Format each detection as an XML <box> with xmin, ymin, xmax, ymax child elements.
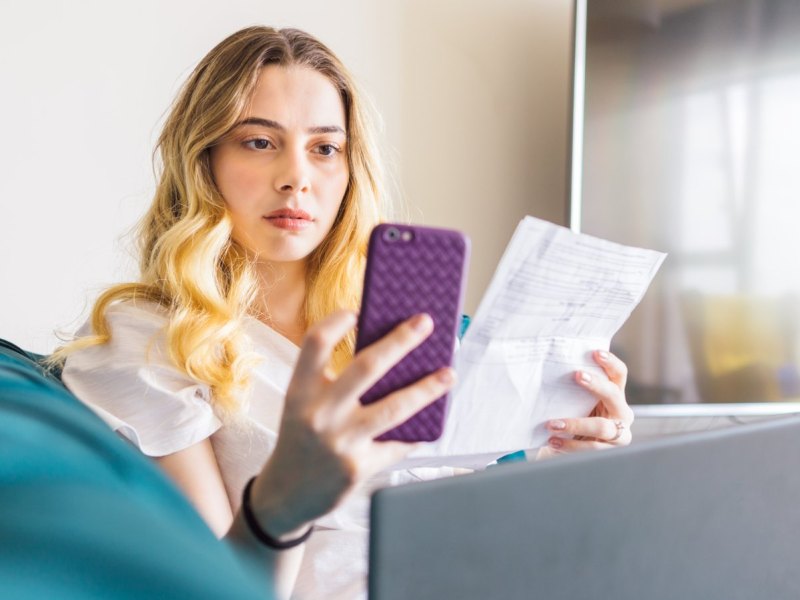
<box><xmin>62</xmin><ymin>301</ymin><xmax>448</xmax><ymax>599</ymax></box>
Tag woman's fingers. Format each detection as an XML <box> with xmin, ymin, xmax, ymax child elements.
<box><xmin>547</xmin><ymin>436</ymin><xmax>614</xmax><ymax>453</ymax></box>
<box><xmin>593</xmin><ymin>350</ymin><xmax>628</xmax><ymax>389</ymax></box>
<box><xmin>357</xmin><ymin>367</ymin><xmax>456</xmax><ymax>439</ymax></box>
<box><xmin>292</xmin><ymin>310</ymin><xmax>358</xmax><ymax>384</ymax></box>
<box><xmin>357</xmin><ymin>440</ymin><xmax>424</xmax><ymax>474</ymax></box>
<box><xmin>533</xmin><ymin>352</ymin><xmax>635</xmax><ymax>460</ymax></box>
<box><xmin>332</xmin><ymin>313</ymin><xmax>434</xmax><ymax>400</ymax></box>
<box><xmin>574</xmin><ymin>367</ymin><xmax>633</xmax><ymax>423</ymax></box>
<box><xmin>547</xmin><ymin>416</ymin><xmax>629</xmax><ymax>444</ymax></box>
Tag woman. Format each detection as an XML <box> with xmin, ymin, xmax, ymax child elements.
<box><xmin>57</xmin><ymin>26</ymin><xmax>633</xmax><ymax>599</ymax></box>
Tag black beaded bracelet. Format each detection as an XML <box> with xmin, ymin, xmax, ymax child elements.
<box><xmin>242</xmin><ymin>477</ymin><xmax>313</xmax><ymax>550</ymax></box>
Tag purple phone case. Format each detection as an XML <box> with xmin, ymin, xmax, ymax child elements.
<box><xmin>356</xmin><ymin>224</ymin><xmax>470</xmax><ymax>442</ymax></box>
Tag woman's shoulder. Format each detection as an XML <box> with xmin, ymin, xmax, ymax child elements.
<box><xmin>70</xmin><ymin>299</ymin><xmax>167</xmax><ymax>339</ymax></box>
<box><xmin>67</xmin><ymin>299</ymin><xmax>173</xmax><ymax>369</ymax></box>
<box><xmin>62</xmin><ymin>298</ymin><xmax>221</xmax><ymax>457</ymax></box>
<box><xmin>104</xmin><ymin>299</ymin><xmax>171</xmax><ymax>329</ymax></box>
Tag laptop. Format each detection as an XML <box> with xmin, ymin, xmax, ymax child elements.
<box><xmin>369</xmin><ymin>415</ymin><xmax>800</xmax><ymax>600</ymax></box>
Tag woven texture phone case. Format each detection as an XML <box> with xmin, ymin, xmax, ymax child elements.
<box><xmin>357</xmin><ymin>224</ymin><xmax>469</xmax><ymax>442</ymax></box>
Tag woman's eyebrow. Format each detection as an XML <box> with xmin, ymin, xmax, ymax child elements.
<box><xmin>307</xmin><ymin>125</ymin><xmax>346</xmax><ymax>136</ymax></box>
<box><xmin>235</xmin><ymin>117</ymin><xmax>284</xmax><ymax>130</ymax></box>
<box><xmin>235</xmin><ymin>117</ymin><xmax>345</xmax><ymax>136</ymax></box>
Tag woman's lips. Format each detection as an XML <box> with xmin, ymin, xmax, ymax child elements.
<box><xmin>264</xmin><ymin>208</ymin><xmax>313</xmax><ymax>231</ymax></box>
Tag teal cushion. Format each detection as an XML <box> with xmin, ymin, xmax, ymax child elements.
<box><xmin>0</xmin><ymin>339</ymin><xmax>269</xmax><ymax>599</ymax></box>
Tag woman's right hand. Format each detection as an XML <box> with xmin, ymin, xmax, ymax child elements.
<box><xmin>247</xmin><ymin>310</ymin><xmax>455</xmax><ymax>539</ymax></box>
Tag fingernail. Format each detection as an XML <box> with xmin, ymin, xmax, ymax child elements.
<box><xmin>578</xmin><ymin>371</ymin><xmax>592</xmax><ymax>384</ymax></box>
<box><xmin>549</xmin><ymin>419</ymin><xmax>566</xmax><ymax>431</ymax></box>
<box><xmin>437</xmin><ymin>368</ymin><xmax>455</xmax><ymax>385</ymax></box>
<box><xmin>597</xmin><ymin>350</ymin><xmax>609</xmax><ymax>362</ymax></box>
<box><xmin>549</xmin><ymin>437</ymin><xmax>563</xmax><ymax>449</ymax></box>
<box><xmin>411</xmin><ymin>313</ymin><xmax>433</xmax><ymax>333</ymax></box>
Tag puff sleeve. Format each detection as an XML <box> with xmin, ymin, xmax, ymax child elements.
<box><xmin>62</xmin><ymin>302</ymin><xmax>222</xmax><ymax>457</ymax></box>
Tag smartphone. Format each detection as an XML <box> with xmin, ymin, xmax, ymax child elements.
<box><xmin>356</xmin><ymin>223</ymin><xmax>470</xmax><ymax>442</ymax></box>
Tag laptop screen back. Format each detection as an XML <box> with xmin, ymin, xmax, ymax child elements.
<box><xmin>369</xmin><ymin>416</ymin><xmax>800</xmax><ymax>600</ymax></box>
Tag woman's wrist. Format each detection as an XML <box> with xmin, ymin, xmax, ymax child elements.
<box><xmin>245</xmin><ymin>467</ymin><xmax>315</xmax><ymax>538</ymax></box>
<box><xmin>242</xmin><ymin>477</ymin><xmax>313</xmax><ymax>549</ymax></box>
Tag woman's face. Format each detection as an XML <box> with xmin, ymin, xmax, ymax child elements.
<box><xmin>210</xmin><ymin>65</ymin><xmax>349</xmax><ymax>265</ymax></box>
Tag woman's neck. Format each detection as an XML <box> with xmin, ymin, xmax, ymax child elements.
<box><xmin>253</xmin><ymin>260</ymin><xmax>307</xmax><ymax>346</ymax></box>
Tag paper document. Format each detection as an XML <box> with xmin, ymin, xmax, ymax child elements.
<box><xmin>406</xmin><ymin>216</ymin><xmax>666</xmax><ymax>468</ymax></box>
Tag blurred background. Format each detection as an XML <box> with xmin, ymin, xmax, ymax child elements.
<box><xmin>580</xmin><ymin>0</ymin><xmax>800</xmax><ymax>407</ymax></box>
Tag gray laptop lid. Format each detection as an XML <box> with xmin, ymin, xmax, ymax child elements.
<box><xmin>369</xmin><ymin>416</ymin><xmax>800</xmax><ymax>600</ymax></box>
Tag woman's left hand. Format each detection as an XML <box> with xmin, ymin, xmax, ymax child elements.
<box><xmin>538</xmin><ymin>350</ymin><xmax>633</xmax><ymax>458</ymax></box>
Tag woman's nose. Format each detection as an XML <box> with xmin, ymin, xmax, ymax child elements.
<box><xmin>274</xmin><ymin>150</ymin><xmax>311</xmax><ymax>194</ymax></box>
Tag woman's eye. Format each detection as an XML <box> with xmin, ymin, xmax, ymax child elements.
<box><xmin>244</xmin><ymin>138</ymin><xmax>272</xmax><ymax>150</ymax></box>
<box><xmin>315</xmin><ymin>144</ymin><xmax>340</xmax><ymax>157</ymax></box>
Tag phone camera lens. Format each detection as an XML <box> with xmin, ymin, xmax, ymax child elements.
<box><xmin>384</xmin><ymin>227</ymin><xmax>401</xmax><ymax>242</ymax></box>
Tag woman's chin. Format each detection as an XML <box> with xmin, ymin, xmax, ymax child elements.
<box><xmin>248</xmin><ymin>243</ymin><xmax>317</xmax><ymax>266</ymax></box>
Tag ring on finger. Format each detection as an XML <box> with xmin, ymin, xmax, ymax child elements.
<box><xmin>609</xmin><ymin>419</ymin><xmax>625</xmax><ymax>442</ymax></box>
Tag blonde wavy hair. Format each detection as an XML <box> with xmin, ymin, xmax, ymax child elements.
<box><xmin>53</xmin><ymin>26</ymin><xmax>388</xmax><ymax>413</ymax></box>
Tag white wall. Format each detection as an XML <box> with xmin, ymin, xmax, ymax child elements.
<box><xmin>0</xmin><ymin>0</ymin><xmax>574</xmax><ymax>354</ymax></box>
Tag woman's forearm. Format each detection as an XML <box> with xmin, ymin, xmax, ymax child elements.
<box><xmin>226</xmin><ymin>511</ymin><xmax>308</xmax><ymax>600</ymax></box>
